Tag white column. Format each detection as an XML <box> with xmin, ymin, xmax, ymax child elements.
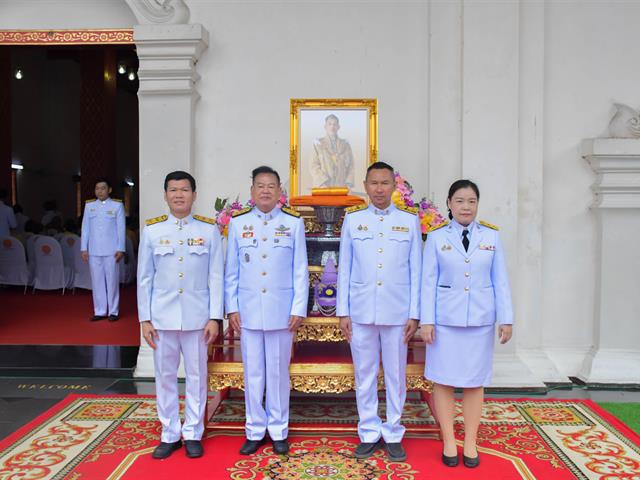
<box><xmin>133</xmin><ymin>23</ymin><xmax>209</xmax><ymax>378</ymax></box>
<box><xmin>579</xmin><ymin>139</ymin><xmax>640</xmax><ymax>384</ymax></box>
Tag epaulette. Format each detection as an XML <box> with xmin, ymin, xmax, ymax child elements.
<box><xmin>112</xmin><ymin>198</ymin><xmax>122</xmax><ymax>203</ymax></box>
<box><xmin>479</xmin><ymin>220</ymin><xmax>499</xmax><ymax>230</ymax></box>
<box><xmin>428</xmin><ymin>220</ymin><xmax>449</xmax><ymax>233</ymax></box>
<box><xmin>398</xmin><ymin>205</ymin><xmax>418</xmax><ymax>215</ymax></box>
<box><xmin>281</xmin><ymin>206</ymin><xmax>300</xmax><ymax>217</ymax></box>
<box><xmin>85</xmin><ymin>199</ymin><xmax>96</xmax><ymax>203</ymax></box>
<box><xmin>232</xmin><ymin>207</ymin><xmax>252</xmax><ymax>218</ymax></box>
<box><xmin>345</xmin><ymin>204</ymin><xmax>367</xmax><ymax>214</ymax></box>
<box><xmin>193</xmin><ymin>214</ymin><xmax>216</xmax><ymax>225</ymax></box>
<box><xmin>145</xmin><ymin>214</ymin><xmax>168</xmax><ymax>226</ymax></box>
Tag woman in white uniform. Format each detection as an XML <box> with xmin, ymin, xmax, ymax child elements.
<box><xmin>420</xmin><ymin>179</ymin><xmax>513</xmax><ymax>468</ymax></box>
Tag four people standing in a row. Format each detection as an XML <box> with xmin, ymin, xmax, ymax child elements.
<box><xmin>138</xmin><ymin>165</ymin><xmax>513</xmax><ymax>468</ymax></box>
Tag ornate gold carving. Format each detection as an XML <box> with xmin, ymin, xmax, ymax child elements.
<box><xmin>290</xmin><ymin>375</ymin><xmax>355</xmax><ymax>394</ymax></box>
<box><xmin>295</xmin><ymin>324</ymin><xmax>344</xmax><ymax>342</ymax></box>
<box><xmin>209</xmin><ymin>373</ymin><xmax>245</xmax><ymax>391</ymax></box>
<box><xmin>0</xmin><ymin>29</ymin><xmax>134</xmax><ymax>45</ymax></box>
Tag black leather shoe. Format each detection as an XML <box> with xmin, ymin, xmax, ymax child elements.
<box><xmin>354</xmin><ymin>439</ymin><xmax>384</xmax><ymax>459</ymax></box>
<box><xmin>272</xmin><ymin>439</ymin><xmax>289</xmax><ymax>454</ymax></box>
<box><xmin>90</xmin><ymin>315</ymin><xmax>107</xmax><ymax>322</ymax></box>
<box><xmin>463</xmin><ymin>454</ymin><xmax>480</xmax><ymax>468</ymax></box>
<box><xmin>442</xmin><ymin>453</ymin><xmax>459</xmax><ymax>467</ymax></box>
<box><xmin>385</xmin><ymin>442</ymin><xmax>407</xmax><ymax>462</ymax></box>
<box><xmin>108</xmin><ymin>314</ymin><xmax>119</xmax><ymax>322</ymax></box>
<box><xmin>152</xmin><ymin>440</ymin><xmax>182</xmax><ymax>459</ymax></box>
<box><xmin>184</xmin><ymin>440</ymin><xmax>203</xmax><ymax>458</ymax></box>
<box><xmin>239</xmin><ymin>437</ymin><xmax>265</xmax><ymax>455</ymax></box>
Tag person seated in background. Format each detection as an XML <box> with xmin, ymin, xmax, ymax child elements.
<box><xmin>45</xmin><ymin>216</ymin><xmax>63</xmax><ymax>236</ymax></box>
<box><xmin>0</xmin><ymin>188</ymin><xmax>17</xmax><ymax>237</ymax></box>
<box><xmin>41</xmin><ymin>200</ymin><xmax>62</xmax><ymax>228</ymax></box>
<box><xmin>15</xmin><ymin>219</ymin><xmax>41</xmax><ymax>249</ymax></box>
<box><xmin>62</xmin><ymin>219</ymin><xmax>79</xmax><ymax>236</ymax></box>
<box><xmin>13</xmin><ymin>204</ymin><xmax>29</xmax><ymax>234</ymax></box>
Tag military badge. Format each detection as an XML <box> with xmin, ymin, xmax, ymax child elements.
<box><xmin>242</xmin><ymin>231</ymin><xmax>254</xmax><ymax>238</ymax></box>
<box><xmin>357</xmin><ymin>224</ymin><xmax>369</xmax><ymax>231</ymax></box>
<box><xmin>441</xmin><ymin>244</ymin><xmax>452</xmax><ymax>251</ymax></box>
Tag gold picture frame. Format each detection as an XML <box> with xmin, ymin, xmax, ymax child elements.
<box><xmin>289</xmin><ymin>98</ymin><xmax>378</xmax><ymax>197</ymax></box>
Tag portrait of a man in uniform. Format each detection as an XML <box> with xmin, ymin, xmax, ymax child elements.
<box><xmin>310</xmin><ymin>114</ymin><xmax>355</xmax><ymax>189</ymax></box>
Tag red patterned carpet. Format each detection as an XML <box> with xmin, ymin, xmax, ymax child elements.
<box><xmin>0</xmin><ymin>285</ymin><xmax>140</xmax><ymax>346</ymax></box>
<box><xmin>0</xmin><ymin>394</ymin><xmax>639</xmax><ymax>479</ymax></box>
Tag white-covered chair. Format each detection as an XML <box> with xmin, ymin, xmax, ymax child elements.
<box><xmin>59</xmin><ymin>233</ymin><xmax>79</xmax><ymax>288</ymax></box>
<box><xmin>119</xmin><ymin>236</ymin><xmax>137</xmax><ymax>285</ymax></box>
<box><xmin>32</xmin><ymin>236</ymin><xmax>66</xmax><ymax>293</ymax></box>
<box><xmin>72</xmin><ymin>239</ymin><xmax>92</xmax><ymax>292</ymax></box>
<box><xmin>0</xmin><ymin>236</ymin><xmax>29</xmax><ymax>293</ymax></box>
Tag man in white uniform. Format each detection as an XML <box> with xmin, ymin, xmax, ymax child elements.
<box><xmin>225</xmin><ymin>166</ymin><xmax>308</xmax><ymax>455</ymax></box>
<box><xmin>81</xmin><ymin>179</ymin><xmax>125</xmax><ymax>321</ymax></box>
<box><xmin>0</xmin><ymin>188</ymin><xmax>16</xmax><ymax>237</ymax></box>
<box><xmin>337</xmin><ymin>161</ymin><xmax>422</xmax><ymax>462</ymax></box>
<box><xmin>138</xmin><ymin>171</ymin><xmax>223</xmax><ymax>459</ymax></box>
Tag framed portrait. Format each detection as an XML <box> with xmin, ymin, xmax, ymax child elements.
<box><xmin>289</xmin><ymin>98</ymin><xmax>378</xmax><ymax>197</ymax></box>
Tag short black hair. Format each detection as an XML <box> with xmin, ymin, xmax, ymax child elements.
<box><xmin>251</xmin><ymin>166</ymin><xmax>280</xmax><ymax>185</ymax></box>
<box><xmin>95</xmin><ymin>177</ymin><xmax>111</xmax><ymax>188</ymax></box>
<box><xmin>447</xmin><ymin>179</ymin><xmax>480</xmax><ymax>220</ymax></box>
<box><xmin>365</xmin><ymin>161</ymin><xmax>395</xmax><ymax>180</ymax></box>
<box><xmin>164</xmin><ymin>171</ymin><xmax>196</xmax><ymax>191</ymax></box>
<box><xmin>13</xmin><ymin>204</ymin><xmax>23</xmax><ymax>213</ymax></box>
<box><xmin>325</xmin><ymin>114</ymin><xmax>340</xmax><ymax>124</ymax></box>
<box><xmin>0</xmin><ymin>188</ymin><xmax>7</xmax><ymax>199</ymax></box>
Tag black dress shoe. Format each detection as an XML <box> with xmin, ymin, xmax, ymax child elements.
<box><xmin>90</xmin><ymin>315</ymin><xmax>107</xmax><ymax>322</ymax></box>
<box><xmin>272</xmin><ymin>439</ymin><xmax>289</xmax><ymax>454</ymax></box>
<box><xmin>385</xmin><ymin>442</ymin><xmax>407</xmax><ymax>462</ymax></box>
<box><xmin>442</xmin><ymin>453</ymin><xmax>459</xmax><ymax>467</ymax></box>
<box><xmin>354</xmin><ymin>439</ymin><xmax>384</xmax><ymax>459</ymax></box>
<box><xmin>184</xmin><ymin>440</ymin><xmax>203</xmax><ymax>458</ymax></box>
<box><xmin>152</xmin><ymin>440</ymin><xmax>182</xmax><ymax>459</ymax></box>
<box><xmin>239</xmin><ymin>437</ymin><xmax>265</xmax><ymax>455</ymax></box>
<box><xmin>463</xmin><ymin>454</ymin><xmax>480</xmax><ymax>468</ymax></box>
<box><xmin>108</xmin><ymin>314</ymin><xmax>119</xmax><ymax>322</ymax></box>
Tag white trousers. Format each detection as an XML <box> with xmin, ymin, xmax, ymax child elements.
<box><xmin>241</xmin><ymin>328</ymin><xmax>293</xmax><ymax>441</ymax></box>
<box><xmin>89</xmin><ymin>255</ymin><xmax>120</xmax><ymax>316</ymax></box>
<box><xmin>350</xmin><ymin>323</ymin><xmax>407</xmax><ymax>443</ymax></box>
<box><xmin>153</xmin><ymin>329</ymin><xmax>208</xmax><ymax>443</ymax></box>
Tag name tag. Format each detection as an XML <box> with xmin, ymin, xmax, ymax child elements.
<box><xmin>274</xmin><ymin>231</ymin><xmax>291</xmax><ymax>237</ymax></box>
<box><xmin>479</xmin><ymin>244</ymin><xmax>495</xmax><ymax>251</ymax></box>
<box><xmin>187</xmin><ymin>238</ymin><xmax>204</xmax><ymax>246</ymax></box>
<box><xmin>392</xmin><ymin>226</ymin><xmax>409</xmax><ymax>233</ymax></box>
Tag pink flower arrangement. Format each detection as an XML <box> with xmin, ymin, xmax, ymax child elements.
<box><xmin>214</xmin><ymin>192</ymin><xmax>289</xmax><ymax>236</ymax></box>
<box><xmin>391</xmin><ymin>172</ymin><xmax>445</xmax><ymax>235</ymax></box>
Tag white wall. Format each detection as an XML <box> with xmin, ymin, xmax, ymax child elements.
<box><xmin>542</xmin><ymin>1</ymin><xmax>640</xmax><ymax>355</ymax></box>
<box><xmin>189</xmin><ymin>0</ymin><xmax>430</xmax><ymax>210</ymax></box>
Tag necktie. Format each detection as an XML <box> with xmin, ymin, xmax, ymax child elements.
<box><xmin>462</xmin><ymin>229</ymin><xmax>469</xmax><ymax>252</ymax></box>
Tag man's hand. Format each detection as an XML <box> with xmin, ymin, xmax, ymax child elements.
<box><xmin>288</xmin><ymin>315</ymin><xmax>303</xmax><ymax>332</ymax></box>
<box><xmin>403</xmin><ymin>319</ymin><xmax>419</xmax><ymax>344</ymax></box>
<box><xmin>228</xmin><ymin>312</ymin><xmax>241</xmax><ymax>336</ymax></box>
<box><xmin>141</xmin><ymin>321</ymin><xmax>159</xmax><ymax>349</ymax></box>
<box><xmin>339</xmin><ymin>316</ymin><xmax>352</xmax><ymax>343</ymax></box>
<box><xmin>81</xmin><ymin>251</ymin><xmax>89</xmax><ymax>262</ymax></box>
<box><xmin>114</xmin><ymin>251</ymin><xmax>125</xmax><ymax>263</ymax></box>
<box><xmin>499</xmin><ymin>325</ymin><xmax>513</xmax><ymax>344</ymax></box>
<box><xmin>204</xmin><ymin>320</ymin><xmax>219</xmax><ymax>345</ymax></box>
<box><xmin>420</xmin><ymin>324</ymin><xmax>435</xmax><ymax>344</ymax></box>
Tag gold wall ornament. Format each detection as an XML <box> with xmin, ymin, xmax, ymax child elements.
<box><xmin>290</xmin><ymin>98</ymin><xmax>378</xmax><ymax>197</ymax></box>
<box><xmin>290</xmin><ymin>375</ymin><xmax>356</xmax><ymax>394</ymax></box>
<box><xmin>0</xmin><ymin>29</ymin><xmax>134</xmax><ymax>45</ymax></box>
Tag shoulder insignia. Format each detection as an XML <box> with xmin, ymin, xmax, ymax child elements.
<box><xmin>345</xmin><ymin>204</ymin><xmax>367</xmax><ymax>214</ymax></box>
<box><xmin>479</xmin><ymin>220</ymin><xmax>499</xmax><ymax>230</ymax></box>
<box><xmin>281</xmin><ymin>206</ymin><xmax>301</xmax><ymax>217</ymax></box>
<box><xmin>112</xmin><ymin>198</ymin><xmax>123</xmax><ymax>203</ymax></box>
<box><xmin>232</xmin><ymin>207</ymin><xmax>252</xmax><ymax>218</ymax></box>
<box><xmin>428</xmin><ymin>220</ymin><xmax>449</xmax><ymax>233</ymax></box>
<box><xmin>193</xmin><ymin>214</ymin><xmax>216</xmax><ymax>225</ymax></box>
<box><xmin>85</xmin><ymin>199</ymin><xmax>96</xmax><ymax>203</ymax></box>
<box><xmin>398</xmin><ymin>205</ymin><xmax>418</xmax><ymax>215</ymax></box>
<box><xmin>145</xmin><ymin>214</ymin><xmax>168</xmax><ymax>226</ymax></box>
